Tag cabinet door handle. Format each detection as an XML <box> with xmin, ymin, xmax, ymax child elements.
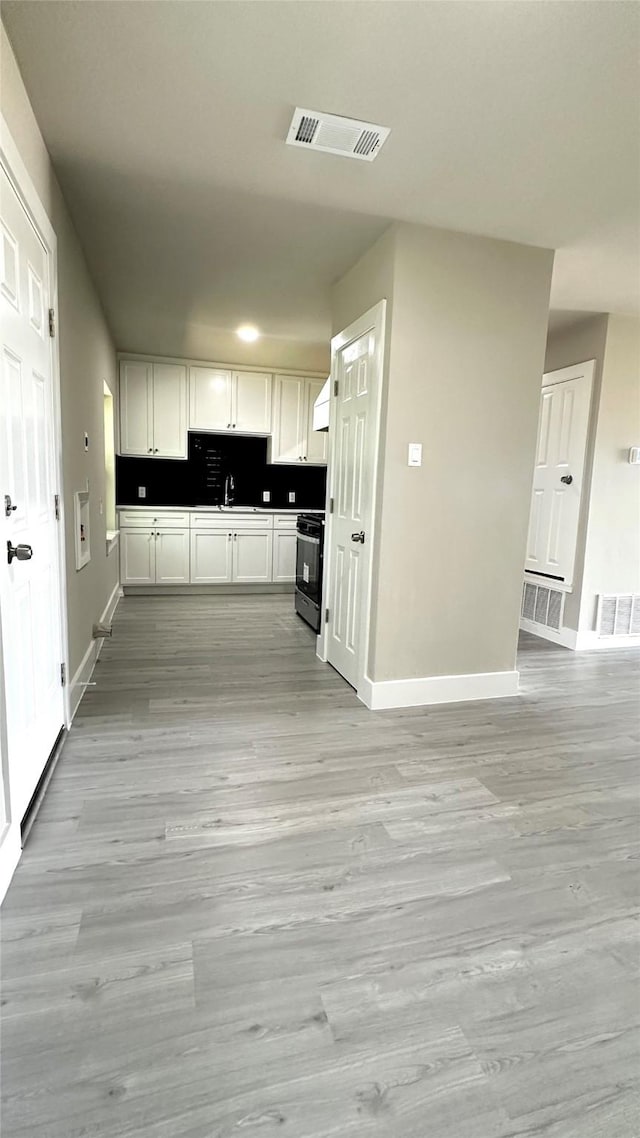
<box><xmin>227</xmin><ymin>423</ymin><xmax>231</xmax><ymax>429</ymax></box>
<box><xmin>148</xmin><ymin>448</ymin><xmax>153</xmax><ymax>453</ymax></box>
<box><xmin>154</xmin><ymin>448</ymin><xmax>158</xmax><ymax>453</ymax></box>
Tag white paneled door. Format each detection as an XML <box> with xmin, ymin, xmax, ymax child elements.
<box><xmin>325</xmin><ymin>304</ymin><xmax>384</xmax><ymax>690</ymax></box>
<box><xmin>525</xmin><ymin>362</ymin><xmax>593</xmax><ymax>585</ymax></box>
<box><xmin>0</xmin><ymin>163</ymin><xmax>65</xmax><ymax>822</ymax></box>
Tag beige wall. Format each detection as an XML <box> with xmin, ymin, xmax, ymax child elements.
<box><xmin>332</xmin><ymin>222</ymin><xmax>554</xmax><ymax>684</ymax></box>
<box><xmin>579</xmin><ymin>315</ymin><xmax>640</xmax><ymax>631</ymax></box>
<box><xmin>2</xmin><ymin>24</ymin><xmax>119</xmax><ymax>677</ymax></box>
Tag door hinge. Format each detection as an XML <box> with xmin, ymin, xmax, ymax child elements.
<box><xmin>325</xmin><ymin>608</ymin><xmax>330</xmax><ymax>624</ymax></box>
<box><xmin>54</xmin><ymin>493</ymin><xmax>61</xmax><ymax>521</ymax></box>
<box><xmin>333</xmin><ymin>379</ymin><xmax>338</xmax><ymax>397</ymax></box>
<box><xmin>329</xmin><ymin>497</ymin><xmax>334</xmax><ymax>514</ymax></box>
<box><xmin>60</xmin><ymin>662</ymin><xmax>66</xmax><ymax>687</ymax></box>
<box><xmin>48</xmin><ymin>308</ymin><xmax>56</xmax><ymax>338</ymax></box>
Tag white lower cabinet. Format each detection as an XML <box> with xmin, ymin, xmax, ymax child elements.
<box><xmin>121</xmin><ymin>527</ymin><xmax>190</xmax><ymax>584</ymax></box>
<box><xmin>232</xmin><ymin>531</ymin><xmax>273</xmax><ymax>583</ymax></box>
<box><xmin>272</xmin><ymin>530</ymin><xmax>297</xmax><ymax>583</ymax></box>
<box><xmin>121</xmin><ymin>511</ymin><xmax>304</xmax><ymax>588</ymax></box>
<box><xmin>120</xmin><ymin>529</ymin><xmax>155</xmax><ymax>585</ymax></box>
<box><xmin>191</xmin><ymin>530</ymin><xmax>233</xmax><ymax>584</ymax></box>
<box><xmin>155</xmin><ymin>529</ymin><xmax>190</xmax><ymax>583</ymax></box>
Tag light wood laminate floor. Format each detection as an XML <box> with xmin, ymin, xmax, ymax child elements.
<box><xmin>2</xmin><ymin>595</ymin><xmax>639</xmax><ymax>1137</ymax></box>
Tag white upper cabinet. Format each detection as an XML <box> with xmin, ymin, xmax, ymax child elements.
<box><xmin>233</xmin><ymin>371</ymin><xmax>272</xmax><ymax>434</ymax></box>
<box><xmin>305</xmin><ymin>378</ymin><xmax>328</xmax><ymax>465</ymax></box>
<box><xmin>189</xmin><ymin>368</ymin><xmax>233</xmax><ymax>431</ymax></box>
<box><xmin>152</xmin><ymin>364</ymin><xmax>188</xmax><ymax>458</ymax></box>
<box><xmin>272</xmin><ymin>375</ymin><xmax>327</xmax><ymax>465</ymax></box>
<box><xmin>190</xmin><ymin>368</ymin><xmax>272</xmax><ymax>434</ymax></box>
<box><xmin>120</xmin><ymin>360</ymin><xmax>187</xmax><ymax>458</ymax></box>
<box><xmin>272</xmin><ymin>376</ymin><xmax>306</xmax><ymax>463</ymax></box>
<box><xmin>120</xmin><ymin>362</ymin><xmax>153</xmax><ymax>456</ymax></box>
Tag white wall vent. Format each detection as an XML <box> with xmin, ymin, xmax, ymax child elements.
<box><xmin>521</xmin><ymin>582</ymin><xmax>564</xmax><ymax>630</ymax></box>
<box><xmin>286</xmin><ymin>108</ymin><xmax>390</xmax><ymax>162</ymax></box>
<box><xmin>596</xmin><ymin>594</ymin><xmax>640</xmax><ymax>637</ymax></box>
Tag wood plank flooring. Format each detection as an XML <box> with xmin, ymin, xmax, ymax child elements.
<box><xmin>1</xmin><ymin>595</ymin><xmax>639</xmax><ymax>1137</ymax></box>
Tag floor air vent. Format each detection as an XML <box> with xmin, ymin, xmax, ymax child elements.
<box><xmin>596</xmin><ymin>594</ymin><xmax>640</xmax><ymax>637</ymax></box>
<box><xmin>286</xmin><ymin>107</ymin><xmax>390</xmax><ymax>162</ymax></box>
<box><xmin>521</xmin><ymin>582</ymin><xmax>564</xmax><ymax>630</ymax></box>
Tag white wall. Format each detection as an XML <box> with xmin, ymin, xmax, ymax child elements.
<box><xmin>332</xmin><ymin>222</ymin><xmax>554</xmax><ymax>690</ymax></box>
<box><xmin>2</xmin><ymin>23</ymin><xmax>119</xmax><ymax>677</ymax></box>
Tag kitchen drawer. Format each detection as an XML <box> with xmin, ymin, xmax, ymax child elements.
<box><xmin>273</xmin><ymin>513</ymin><xmax>299</xmax><ymax>530</ymax></box>
<box><xmin>118</xmin><ymin>510</ymin><xmax>190</xmax><ymax>529</ymax></box>
<box><xmin>190</xmin><ymin>512</ymin><xmax>274</xmax><ymax>530</ymax></box>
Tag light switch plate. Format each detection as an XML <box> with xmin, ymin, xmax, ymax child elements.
<box><xmin>288</xmin><ymin>492</ymin><xmax>295</xmax><ymax>503</ymax></box>
<box><xmin>629</xmin><ymin>446</ymin><xmax>640</xmax><ymax>465</ymax></box>
<box><xmin>408</xmin><ymin>442</ymin><xmax>422</xmax><ymax>467</ymax></box>
<box><xmin>262</xmin><ymin>490</ymin><xmax>271</xmax><ymax>502</ymax></box>
<box><xmin>138</xmin><ymin>486</ymin><xmax>146</xmax><ymax>499</ymax></box>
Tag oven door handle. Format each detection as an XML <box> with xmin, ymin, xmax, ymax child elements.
<box><xmin>297</xmin><ymin>533</ymin><xmax>320</xmax><ymax>545</ymax></box>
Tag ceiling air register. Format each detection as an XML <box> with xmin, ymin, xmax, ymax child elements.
<box><xmin>286</xmin><ymin>108</ymin><xmax>390</xmax><ymax>162</ymax></box>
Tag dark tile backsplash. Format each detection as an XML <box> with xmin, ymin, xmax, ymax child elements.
<box><xmin>117</xmin><ymin>432</ymin><xmax>327</xmax><ymax>509</ymax></box>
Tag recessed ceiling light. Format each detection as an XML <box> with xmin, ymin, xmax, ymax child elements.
<box><xmin>237</xmin><ymin>325</ymin><xmax>260</xmax><ymax>342</ymax></box>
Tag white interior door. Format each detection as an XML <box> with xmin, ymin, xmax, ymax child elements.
<box><xmin>0</xmin><ymin>164</ymin><xmax>65</xmax><ymax>822</ymax></box>
<box><xmin>152</xmin><ymin>363</ymin><xmax>187</xmax><ymax>458</ymax></box>
<box><xmin>525</xmin><ymin>361</ymin><xmax>593</xmax><ymax>584</ymax></box>
<box><xmin>325</xmin><ymin>305</ymin><xmax>384</xmax><ymax>690</ymax></box>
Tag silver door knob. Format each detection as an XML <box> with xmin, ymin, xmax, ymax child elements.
<box><xmin>560</xmin><ymin>474</ymin><xmax>573</xmax><ymax>485</ymax></box>
<box><xmin>4</xmin><ymin>494</ymin><xmax>17</xmax><ymax>518</ymax></box>
<box><xmin>7</xmin><ymin>541</ymin><xmax>32</xmax><ymax>564</ymax></box>
<box><xmin>351</xmin><ymin>531</ymin><xmax>365</xmax><ymax>544</ymax></box>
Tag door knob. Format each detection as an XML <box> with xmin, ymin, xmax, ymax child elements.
<box><xmin>7</xmin><ymin>541</ymin><xmax>32</xmax><ymax>564</ymax></box>
<box><xmin>560</xmin><ymin>474</ymin><xmax>573</xmax><ymax>485</ymax></box>
<box><xmin>4</xmin><ymin>494</ymin><xmax>17</xmax><ymax>518</ymax></box>
<box><xmin>351</xmin><ymin>531</ymin><xmax>365</xmax><ymax>544</ymax></box>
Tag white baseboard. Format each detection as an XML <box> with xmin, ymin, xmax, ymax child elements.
<box><xmin>520</xmin><ymin>618</ymin><xmax>640</xmax><ymax>652</ymax></box>
<box><xmin>69</xmin><ymin>582</ymin><xmax>122</xmax><ymax>722</ymax></box>
<box><xmin>519</xmin><ymin>618</ymin><xmax>578</xmax><ymax>649</ymax></box>
<box><xmin>0</xmin><ymin>822</ymin><xmax>21</xmax><ymax>905</ymax></box>
<box><xmin>358</xmin><ymin>669</ymin><xmax>519</xmax><ymax>710</ymax></box>
<box><xmin>574</xmin><ymin>630</ymin><xmax>640</xmax><ymax>651</ymax></box>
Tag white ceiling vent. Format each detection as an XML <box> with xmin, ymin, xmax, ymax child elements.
<box><xmin>286</xmin><ymin>107</ymin><xmax>390</xmax><ymax>162</ymax></box>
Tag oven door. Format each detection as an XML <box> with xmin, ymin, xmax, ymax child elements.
<box><xmin>296</xmin><ymin>530</ymin><xmax>321</xmax><ymax>604</ymax></box>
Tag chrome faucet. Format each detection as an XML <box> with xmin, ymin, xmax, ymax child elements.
<box><xmin>223</xmin><ymin>473</ymin><xmax>235</xmax><ymax>507</ymax></box>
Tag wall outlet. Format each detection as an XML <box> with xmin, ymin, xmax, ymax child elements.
<box><xmin>138</xmin><ymin>486</ymin><xmax>146</xmax><ymax>499</ymax></box>
<box><xmin>262</xmin><ymin>490</ymin><xmax>271</xmax><ymax>503</ymax></box>
<box><xmin>84</xmin><ymin>432</ymin><xmax>89</xmax><ymax>451</ymax></box>
<box><xmin>288</xmin><ymin>491</ymin><xmax>295</xmax><ymax>503</ymax></box>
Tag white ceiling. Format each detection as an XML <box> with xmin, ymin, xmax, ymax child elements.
<box><xmin>3</xmin><ymin>0</ymin><xmax>639</xmax><ymax>362</ymax></box>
